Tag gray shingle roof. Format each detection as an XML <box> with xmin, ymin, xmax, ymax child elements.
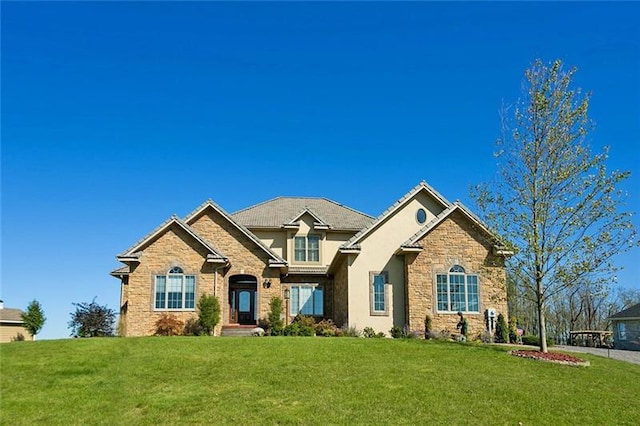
<box><xmin>0</xmin><ymin>308</ymin><xmax>25</xmax><ymax>323</ymax></box>
<box><xmin>231</xmin><ymin>197</ymin><xmax>374</xmax><ymax>231</ymax></box>
<box><xmin>609</xmin><ymin>303</ymin><xmax>640</xmax><ymax>320</ymax></box>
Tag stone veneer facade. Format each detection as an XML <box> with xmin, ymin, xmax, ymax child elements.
<box><xmin>405</xmin><ymin>210</ymin><xmax>508</xmax><ymax>338</ymax></box>
<box><xmin>121</xmin><ymin>207</ymin><xmax>288</xmax><ymax>337</ymax></box>
<box><xmin>115</xmin><ymin>185</ymin><xmax>510</xmax><ymax>338</ymax></box>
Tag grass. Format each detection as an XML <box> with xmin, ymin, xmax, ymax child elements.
<box><xmin>1</xmin><ymin>337</ymin><xmax>639</xmax><ymax>425</ymax></box>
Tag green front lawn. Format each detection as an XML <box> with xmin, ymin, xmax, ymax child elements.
<box><xmin>1</xmin><ymin>337</ymin><xmax>638</xmax><ymax>425</ymax></box>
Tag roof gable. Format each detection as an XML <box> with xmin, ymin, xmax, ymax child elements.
<box><xmin>184</xmin><ymin>200</ymin><xmax>287</xmax><ymax>266</ymax></box>
<box><xmin>117</xmin><ymin>215</ymin><xmax>227</xmax><ymax>263</ymax></box>
<box><xmin>400</xmin><ymin>201</ymin><xmax>511</xmax><ymax>255</ymax></box>
<box><xmin>340</xmin><ymin>181</ymin><xmax>451</xmax><ymax>250</ymax></box>
<box><xmin>283</xmin><ymin>207</ymin><xmax>332</xmax><ymax>229</ymax></box>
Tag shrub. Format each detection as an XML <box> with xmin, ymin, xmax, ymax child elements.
<box><xmin>197</xmin><ymin>294</ymin><xmax>220</xmax><ymax>336</ymax></box>
<box><xmin>424</xmin><ymin>315</ymin><xmax>433</xmax><ymax>339</ymax></box>
<box><xmin>183</xmin><ymin>317</ymin><xmax>204</xmax><ymax>336</ymax></box>
<box><xmin>267</xmin><ymin>297</ymin><xmax>284</xmax><ymax>336</ymax></box>
<box><xmin>363</xmin><ymin>327</ymin><xmax>385</xmax><ymax>338</ymax></box>
<box><xmin>12</xmin><ymin>333</ymin><xmax>26</xmax><ymax>342</ymax></box>
<box><xmin>508</xmin><ymin>316</ymin><xmax>518</xmax><ymax>344</ymax></box>
<box><xmin>495</xmin><ymin>313</ymin><xmax>509</xmax><ymax>343</ymax></box>
<box><xmin>522</xmin><ymin>335</ymin><xmax>554</xmax><ymax>347</ymax></box>
<box><xmin>340</xmin><ymin>325</ymin><xmax>361</xmax><ymax>337</ymax></box>
<box><xmin>390</xmin><ymin>325</ymin><xmax>416</xmax><ymax>339</ymax></box>
<box><xmin>154</xmin><ymin>314</ymin><xmax>184</xmax><ymax>336</ymax></box>
<box><xmin>315</xmin><ymin>319</ymin><xmax>339</xmax><ymax>337</ymax></box>
<box><xmin>68</xmin><ymin>298</ymin><xmax>116</xmax><ymax>337</ymax></box>
<box><xmin>480</xmin><ymin>330</ymin><xmax>494</xmax><ymax>344</ymax></box>
<box><xmin>282</xmin><ymin>315</ymin><xmax>315</xmax><ymax>336</ymax></box>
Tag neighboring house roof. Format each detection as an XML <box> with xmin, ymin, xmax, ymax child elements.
<box><xmin>184</xmin><ymin>200</ymin><xmax>287</xmax><ymax>266</ymax></box>
<box><xmin>231</xmin><ymin>197</ymin><xmax>374</xmax><ymax>231</ymax></box>
<box><xmin>609</xmin><ymin>303</ymin><xmax>640</xmax><ymax>321</ymax></box>
<box><xmin>117</xmin><ymin>215</ymin><xmax>228</xmax><ymax>264</ymax></box>
<box><xmin>399</xmin><ymin>201</ymin><xmax>512</xmax><ymax>255</ymax></box>
<box><xmin>0</xmin><ymin>308</ymin><xmax>25</xmax><ymax>324</ymax></box>
<box><xmin>340</xmin><ymin>181</ymin><xmax>451</xmax><ymax>251</ymax></box>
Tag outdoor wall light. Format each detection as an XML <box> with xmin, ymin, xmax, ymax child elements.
<box><xmin>263</xmin><ymin>279</ymin><xmax>271</xmax><ymax>289</ymax></box>
<box><xmin>284</xmin><ymin>288</ymin><xmax>290</xmax><ymax>300</ymax></box>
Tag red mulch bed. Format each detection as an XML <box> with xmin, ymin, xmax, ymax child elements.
<box><xmin>509</xmin><ymin>350</ymin><xmax>590</xmax><ymax>366</ymax></box>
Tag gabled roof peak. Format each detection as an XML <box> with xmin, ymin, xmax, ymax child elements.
<box><xmin>117</xmin><ymin>215</ymin><xmax>227</xmax><ymax>261</ymax></box>
<box><xmin>340</xmin><ymin>181</ymin><xmax>452</xmax><ymax>249</ymax></box>
<box><xmin>183</xmin><ymin>199</ymin><xmax>287</xmax><ymax>265</ymax></box>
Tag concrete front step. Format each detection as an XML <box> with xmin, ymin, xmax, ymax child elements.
<box><xmin>221</xmin><ymin>326</ymin><xmax>257</xmax><ymax>337</ymax></box>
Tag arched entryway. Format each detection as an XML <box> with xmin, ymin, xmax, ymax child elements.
<box><xmin>228</xmin><ymin>274</ymin><xmax>258</xmax><ymax>325</ymax></box>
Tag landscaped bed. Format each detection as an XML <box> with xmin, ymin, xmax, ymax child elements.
<box><xmin>2</xmin><ymin>337</ymin><xmax>638</xmax><ymax>425</ymax></box>
<box><xmin>509</xmin><ymin>349</ymin><xmax>590</xmax><ymax>366</ymax></box>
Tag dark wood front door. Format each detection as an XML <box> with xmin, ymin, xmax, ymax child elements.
<box><xmin>230</xmin><ymin>289</ymin><xmax>255</xmax><ymax>325</ymax></box>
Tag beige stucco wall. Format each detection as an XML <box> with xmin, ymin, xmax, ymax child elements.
<box><xmin>0</xmin><ymin>323</ymin><xmax>33</xmax><ymax>343</ymax></box>
<box><xmin>347</xmin><ymin>190</ymin><xmax>447</xmax><ymax>335</ymax></box>
<box><xmin>252</xmin><ymin>230</ymin><xmax>287</xmax><ymax>260</ymax></box>
<box><xmin>405</xmin><ymin>210</ymin><xmax>508</xmax><ymax>338</ymax></box>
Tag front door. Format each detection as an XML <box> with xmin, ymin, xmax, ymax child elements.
<box><xmin>230</xmin><ymin>288</ymin><xmax>256</xmax><ymax>325</ymax></box>
<box><xmin>228</xmin><ymin>274</ymin><xmax>258</xmax><ymax>325</ymax></box>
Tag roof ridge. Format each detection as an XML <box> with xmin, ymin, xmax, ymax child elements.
<box><xmin>231</xmin><ymin>196</ymin><xmax>284</xmax><ymax>215</ymax></box>
<box><xmin>318</xmin><ymin>197</ymin><xmax>375</xmax><ymax>220</ymax></box>
<box><xmin>232</xmin><ymin>196</ymin><xmax>375</xmax><ymax>220</ymax></box>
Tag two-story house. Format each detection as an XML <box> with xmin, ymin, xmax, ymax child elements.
<box><xmin>111</xmin><ymin>181</ymin><xmax>510</xmax><ymax>337</ymax></box>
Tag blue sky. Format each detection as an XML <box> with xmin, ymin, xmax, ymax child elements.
<box><xmin>2</xmin><ymin>2</ymin><xmax>639</xmax><ymax>340</ymax></box>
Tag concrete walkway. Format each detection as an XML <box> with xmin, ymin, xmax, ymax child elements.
<box><xmin>554</xmin><ymin>345</ymin><xmax>640</xmax><ymax>365</ymax></box>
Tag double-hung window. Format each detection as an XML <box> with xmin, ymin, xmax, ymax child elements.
<box><xmin>155</xmin><ymin>267</ymin><xmax>195</xmax><ymax>310</ymax></box>
<box><xmin>293</xmin><ymin>235</ymin><xmax>320</xmax><ymax>262</ymax></box>
<box><xmin>369</xmin><ymin>271</ymin><xmax>389</xmax><ymax>316</ymax></box>
<box><xmin>436</xmin><ymin>265</ymin><xmax>479</xmax><ymax>313</ymax></box>
<box><xmin>289</xmin><ymin>285</ymin><xmax>323</xmax><ymax>316</ymax></box>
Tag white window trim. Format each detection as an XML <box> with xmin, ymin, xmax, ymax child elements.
<box><xmin>292</xmin><ymin>234</ymin><xmax>322</xmax><ymax>264</ymax></box>
<box><xmin>435</xmin><ymin>266</ymin><xmax>480</xmax><ymax>314</ymax></box>
<box><xmin>369</xmin><ymin>271</ymin><xmax>390</xmax><ymax>316</ymax></box>
<box><xmin>153</xmin><ymin>268</ymin><xmax>196</xmax><ymax>311</ymax></box>
<box><xmin>288</xmin><ymin>284</ymin><xmax>324</xmax><ymax>317</ymax></box>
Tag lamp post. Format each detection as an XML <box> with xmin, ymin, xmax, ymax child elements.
<box><xmin>284</xmin><ymin>288</ymin><xmax>290</xmax><ymax>326</ymax></box>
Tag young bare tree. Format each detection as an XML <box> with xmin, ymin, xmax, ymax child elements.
<box><xmin>473</xmin><ymin>59</ymin><xmax>637</xmax><ymax>352</ymax></box>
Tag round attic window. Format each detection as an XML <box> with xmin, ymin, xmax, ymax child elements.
<box><xmin>416</xmin><ymin>208</ymin><xmax>427</xmax><ymax>224</ymax></box>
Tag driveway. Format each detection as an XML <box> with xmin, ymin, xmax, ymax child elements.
<box><xmin>554</xmin><ymin>345</ymin><xmax>640</xmax><ymax>365</ymax></box>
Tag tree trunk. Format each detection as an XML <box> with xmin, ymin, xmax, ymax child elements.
<box><xmin>536</xmin><ymin>278</ymin><xmax>548</xmax><ymax>353</ymax></box>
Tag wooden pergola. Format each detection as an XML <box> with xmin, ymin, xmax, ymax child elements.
<box><xmin>568</xmin><ymin>330</ymin><xmax>613</xmax><ymax>348</ymax></box>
